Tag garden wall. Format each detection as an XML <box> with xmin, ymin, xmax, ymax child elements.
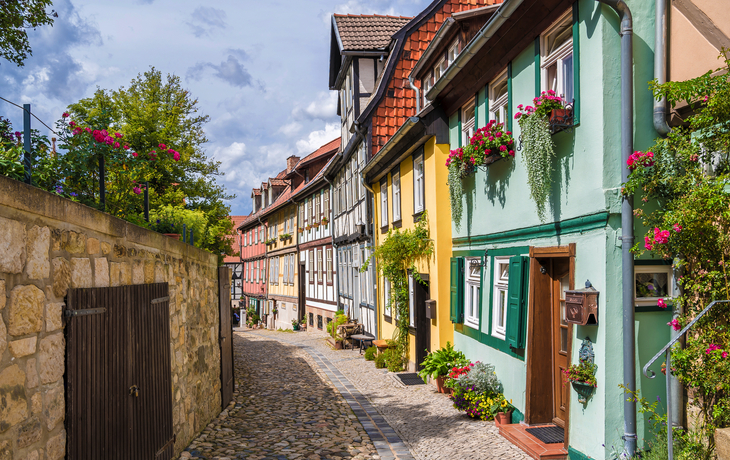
<box><xmin>0</xmin><ymin>174</ymin><xmax>221</xmax><ymax>459</ymax></box>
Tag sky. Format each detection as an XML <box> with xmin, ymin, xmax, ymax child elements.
<box><xmin>0</xmin><ymin>0</ymin><xmax>429</xmax><ymax>216</ymax></box>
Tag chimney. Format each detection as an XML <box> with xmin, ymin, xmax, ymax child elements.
<box><xmin>286</xmin><ymin>155</ymin><xmax>300</xmax><ymax>174</ymax></box>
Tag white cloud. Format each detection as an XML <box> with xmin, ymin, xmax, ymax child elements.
<box><xmin>278</xmin><ymin>121</ymin><xmax>302</xmax><ymax>137</ymax></box>
<box><xmin>292</xmin><ymin>91</ymin><xmax>338</xmax><ymax>121</ymax></box>
<box><xmin>296</xmin><ymin>123</ymin><xmax>340</xmax><ymax>154</ymax></box>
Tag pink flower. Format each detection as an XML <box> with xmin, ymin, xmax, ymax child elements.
<box><xmin>706</xmin><ymin>344</ymin><xmax>721</xmax><ymax>355</ymax></box>
<box><xmin>123</xmin><ymin>144</ymin><xmax>130</xmax><ymax>150</ymax></box>
<box><xmin>499</xmin><ymin>145</ymin><xmax>507</xmax><ymax>152</ymax></box>
<box><xmin>673</xmin><ymin>224</ymin><xmax>682</xmax><ymax>233</ymax></box>
<box><xmin>114</xmin><ymin>132</ymin><xmax>123</xmax><ymax>138</ymax></box>
<box><xmin>668</xmin><ymin>319</ymin><xmax>681</xmax><ymax>331</ymax></box>
<box><xmin>114</xmin><ymin>142</ymin><xmax>121</xmax><ymax>148</ymax></box>
<box><xmin>69</xmin><ymin>121</ymin><xmax>76</xmax><ymax>127</ymax></box>
<box><xmin>514</xmin><ymin>112</ymin><xmax>522</xmax><ymax>119</ymax></box>
<box><xmin>159</xmin><ymin>143</ymin><xmax>167</xmax><ymax>150</ymax></box>
<box><xmin>508</xmin><ymin>150</ymin><xmax>515</xmax><ymax>157</ymax></box>
<box><xmin>644</xmin><ymin>236</ymin><xmax>654</xmax><ymax>251</ymax></box>
<box><xmin>72</xmin><ymin>128</ymin><xmax>83</xmax><ymax>136</ymax></box>
<box><xmin>703</xmin><ymin>95</ymin><xmax>709</xmax><ymax>102</ymax></box>
<box><xmin>132</xmin><ymin>152</ymin><xmax>138</xmax><ymax>157</ymax></box>
<box><xmin>723</xmin><ymin>352</ymin><xmax>729</xmax><ymax>359</ymax></box>
<box><xmin>62</xmin><ymin>112</ymin><xmax>70</xmax><ymax>118</ymax></box>
<box><xmin>657</xmin><ymin>298</ymin><xmax>667</xmax><ymax>309</ymax></box>
<box><xmin>133</xmin><ymin>187</ymin><xmax>142</xmax><ymax>195</ymax></box>
<box><xmin>85</xmin><ymin>127</ymin><xmax>92</xmax><ymax>133</ymax></box>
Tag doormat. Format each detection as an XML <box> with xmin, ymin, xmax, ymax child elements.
<box><xmin>396</xmin><ymin>373</ymin><xmax>426</xmax><ymax>386</ymax></box>
<box><xmin>525</xmin><ymin>425</ymin><xmax>564</xmax><ymax>444</ymax></box>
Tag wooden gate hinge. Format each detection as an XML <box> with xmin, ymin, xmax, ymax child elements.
<box><xmin>151</xmin><ymin>296</ymin><xmax>170</xmax><ymax>305</ymax></box>
<box><xmin>64</xmin><ymin>308</ymin><xmax>106</xmax><ymax>318</ymax></box>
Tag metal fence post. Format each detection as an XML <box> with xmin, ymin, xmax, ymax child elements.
<box><xmin>23</xmin><ymin>104</ymin><xmax>32</xmax><ymax>185</ymax></box>
<box><xmin>182</xmin><ymin>224</ymin><xmax>187</xmax><ymax>243</ymax></box>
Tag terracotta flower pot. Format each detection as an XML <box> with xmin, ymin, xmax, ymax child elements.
<box><xmin>435</xmin><ymin>376</ymin><xmax>447</xmax><ymax>394</ymax></box>
<box><xmin>495</xmin><ymin>410</ymin><xmax>513</xmax><ymax>426</ymax></box>
<box><xmin>164</xmin><ymin>233</ymin><xmax>180</xmax><ymax>240</ymax></box>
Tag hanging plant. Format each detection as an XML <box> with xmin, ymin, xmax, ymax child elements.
<box><xmin>446</xmin><ymin>121</ymin><xmax>515</xmax><ymax>230</ymax></box>
<box><xmin>515</xmin><ymin>91</ymin><xmax>564</xmax><ymax>222</ymax></box>
<box><xmin>362</xmin><ymin>213</ymin><xmax>434</xmax><ymax>370</ymax></box>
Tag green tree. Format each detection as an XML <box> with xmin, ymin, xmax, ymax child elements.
<box><xmin>0</xmin><ymin>0</ymin><xmax>57</xmax><ymax>66</ymax></box>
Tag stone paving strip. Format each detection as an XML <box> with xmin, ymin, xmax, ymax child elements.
<box><xmin>245</xmin><ymin>329</ymin><xmax>530</xmax><ymax>460</ymax></box>
<box><xmin>179</xmin><ymin>332</ymin><xmax>379</xmax><ymax>460</ymax></box>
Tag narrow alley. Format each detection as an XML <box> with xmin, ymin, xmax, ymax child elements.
<box><xmin>179</xmin><ymin>330</ymin><xmax>529</xmax><ymax>460</ymax></box>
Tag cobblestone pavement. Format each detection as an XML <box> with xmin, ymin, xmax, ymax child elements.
<box><xmin>180</xmin><ymin>328</ymin><xmax>529</xmax><ymax>460</ymax></box>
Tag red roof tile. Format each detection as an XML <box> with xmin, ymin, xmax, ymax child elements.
<box><xmin>223</xmin><ymin>215</ymin><xmax>248</xmax><ymax>263</ymax></box>
<box><xmin>334</xmin><ymin>14</ymin><xmax>412</xmax><ymax>51</ymax></box>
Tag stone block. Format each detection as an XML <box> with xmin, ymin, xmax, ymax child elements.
<box><xmin>30</xmin><ymin>392</ymin><xmax>41</xmax><ymax>414</ymax></box>
<box><xmin>717</xmin><ymin>427</ymin><xmax>730</xmax><ymax>460</ymax></box>
<box><xmin>16</xmin><ymin>416</ymin><xmax>41</xmax><ymax>448</ymax></box>
<box><xmin>101</xmin><ymin>241</ymin><xmax>111</xmax><ymax>255</ymax></box>
<box><xmin>94</xmin><ymin>257</ymin><xmax>110</xmax><ymax>287</ymax></box>
<box><xmin>46</xmin><ymin>430</ymin><xmax>65</xmax><ymax>460</ymax></box>
<box><xmin>0</xmin><ymin>318</ymin><xmax>5</xmax><ymax>357</ymax></box>
<box><xmin>39</xmin><ymin>333</ymin><xmax>64</xmax><ymax>384</ymax></box>
<box><xmin>0</xmin><ymin>364</ymin><xmax>28</xmax><ymax>433</ymax></box>
<box><xmin>155</xmin><ymin>261</ymin><xmax>165</xmax><ymax>283</ymax></box>
<box><xmin>0</xmin><ymin>216</ymin><xmax>26</xmax><ymax>274</ymax></box>
<box><xmin>86</xmin><ymin>237</ymin><xmax>99</xmax><ymax>255</ymax></box>
<box><xmin>0</xmin><ymin>279</ymin><xmax>4</xmax><ymax>310</ymax></box>
<box><xmin>25</xmin><ymin>358</ymin><xmax>38</xmax><ymax>389</ymax></box>
<box><xmin>132</xmin><ymin>260</ymin><xmax>144</xmax><ymax>284</ymax></box>
<box><xmin>0</xmin><ymin>440</ymin><xmax>10</xmax><ymax>460</ymax></box>
<box><xmin>120</xmin><ymin>262</ymin><xmax>132</xmax><ymax>285</ymax></box>
<box><xmin>144</xmin><ymin>260</ymin><xmax>155</xmax><ymax>284</ymax></box>
<box><xmin>43</xmin><ymin>383</ymin><xmax>64</xmax><ymax>430</ymax></box>
<box><xmin>45</xmin><ymin>302</ymin><xmax>63</xmax><ymax>332</ymax></box>
<box><xmin>25</xmin><ymin>226</ymin><xmax>50</xmax><ymax>280</ymax></box>
<box><xmin>52</xmin><ymin>258</ymin><xmax>70</xmax><ymax>298</ymax></box>
<box><xmin>9</xmin><ymin>337</ymin><xmax>37</xmax><ymax>357</ymax></box>
<box><xmin>26</xmin><ymin>451</ymin><xmax>38</xmax><ymax>460</ymax></box>
<box><xmin>63</xmin><ymin>231</ymin><xmax>86</xmax><ymax>253</ymax></box>
<box><xmin>8</xmin><ymin>285</ymin><xmax>45</xmax><ymax>336</ymax></box>
<box><xmin>70</xmin><ymin>258</ymin><xmax>92</xmax><ymax>288</ymax></box>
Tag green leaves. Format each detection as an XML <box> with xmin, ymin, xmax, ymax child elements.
<box><xmin>518</xmin><ymin>114</ymin><xmax>555</xmax><ymax>222</ymax></box>
<box><xmin>0</xmin><ymin>0</ymin><xmax>56</xmax><ymax>66</ymax></box>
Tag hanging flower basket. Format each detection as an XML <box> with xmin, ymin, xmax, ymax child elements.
<box><xmin>570</xmin><ymin>380</ymin><xmax>596</xmax><ymax>404</ymax></box>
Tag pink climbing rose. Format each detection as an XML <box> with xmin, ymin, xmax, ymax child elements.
<box><xmin>673</xmin><ymin>224</ymin><xmax>682</xmax><ymax>233</ymax></box>
<box><xmin>657</xmin><ymin>298</ymin><xmax>667</xmax><ymax>309</ymax></box>
<box><xmin>668</xmin><ymin>319</ymin><xmax>681</xmax><ymax>331</ymax></box>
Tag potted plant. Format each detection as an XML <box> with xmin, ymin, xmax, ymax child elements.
<box><xmin>246</xmin><ymin>313</ymin><xmax>260</xmax><ymax>329</ymax></box>
<box><xmin>491</xmin><ymin>395</ymin><xmax>516</xmax><ymax>426</ymax></box>
<box><xmin>279</xmin><ymin>233</ymin><xmax>291</xmax><ymax>241</ymax></box>
<box><xmin>299</xmin><ymin>318</ymin><xmax>306</xmax><ymax>331</ymax></box>
<box><xmin>321</xmin><ymin>217</ymin><xmax>329</xmax><ymax>225</ymax></box>
<box><xmin>417</xmin><ymin>341</ymin><xmax>468</xmax><ymax>393</ymax></box>
<box><xmin>563</xmin><ymin>358</ymin><xmax>598</xmax><ymax>404</ymax></box>
<box><xmin>298</xmin><ymin>227</ymin><xmax>304</xmax><ymax>233</ymax></box>
<box><xmin>265</xmin><ymin>237</ymin><xmax>277</xmax><ymax>245</ymax></box>
<box><xmin>447</xmin><ymin>121</ymin><xmax>515</xmax><ymax>229</ymax></box>
<box><xmin>514</xmin><ymin>91</ymin><xmax>567</xmax><ymax>222</ymax></box>
<box><xmin>326</xmin><ymin>310</ymin><xmax>348</xmax><ymax>349</ymax></box>
<box><xmin>305</xmin><ymin>224</ymin><xmax>311</xmax><ymax>231</ymax></box>
<box><xmin>292</xmin><ymin>319</ymin><xmax>300</xmax><ymax>331</ymax></box>
<box><xmin>150</xmin><ymin>219</ymin><xmax>180</xmax><ymax>239</ymax></box>
<box><xmin>312</xmin><ymin>221</ymin><xmax>320</xmax><ymax>228</ymax></box>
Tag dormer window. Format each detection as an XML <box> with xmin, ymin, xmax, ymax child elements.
<box><xmin>421</xmin><ymin>36</ymin><xmax>461</xmax><ymax>108</ymax></box>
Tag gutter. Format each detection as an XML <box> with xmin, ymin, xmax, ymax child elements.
<box><xmin>595</xmin><ymin>0</ymin><xmax>637</xmax><ymax>457</ymax></box>
<box><xmin>361</xmin><ymin>117</ymin><xmax>420</xmax><ymax>178</ymax></box>
<box><xmin>424</xmin><ymin>0</ymin><xmax>525</xmax><ymax>102</ymax></box>
<box><xmin>654</xmin><ymin>0</ymin><xmax>671</xmax><ymax>135</ymax></box>
<box><xmin>410</xmin><ymin>18</ymin><xmax>456</xmax><ymax>80</ymax></box>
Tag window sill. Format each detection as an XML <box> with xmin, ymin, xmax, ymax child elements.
<box><xmin>413</xmin><ymin>211</ymin><xmax>425</xmax><ymax>223</ymax></box>
<box><xmin>392</xmin><ymin>219</ymin><xmax>402</xmax><ymax>229</ymax></box>
<box><xmin>464</xmin><ymin>320</ymin><xmax>480</xmax><ymax>330</ymax></box>
<box><xmin>380</xmin><ymin>225</ymin><xmax>389</xmax><ymax>234</ymax></box>
<box><xmin>384</xmin><ymin>315</ymin><xmax>392</xmax><ymax>323</ymax></box>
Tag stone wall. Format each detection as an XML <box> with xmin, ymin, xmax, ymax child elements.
<box><xmin>0</xmin><ymin>175</ymin><xmax>221</xmax><ymax>459</ymax></box>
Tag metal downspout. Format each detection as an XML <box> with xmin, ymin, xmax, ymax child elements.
<box><xmin>408</xmin><ymin>75</ymin><xmax>421</xmax><ymax>115</ymax></box>
<box><xmin>654</xmin><ymin>0</ymin><xmax>672</xmax><ymax>135</ymax></box>
<box><xmin>596</xmin><ymin>0</ymin><xmax>636</xmax><ymax>456</ymax></box>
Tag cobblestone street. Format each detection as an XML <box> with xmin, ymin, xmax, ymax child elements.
<box><xmin>179</xmin><ymin>329</ymin><xmax>529</xmax><ymax>460</ymax></box>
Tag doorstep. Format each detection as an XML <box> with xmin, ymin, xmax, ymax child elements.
<box><xmin>499</xmin><ymin>423</ymin><xmax>568</xmax><ymax>460</ymax></box>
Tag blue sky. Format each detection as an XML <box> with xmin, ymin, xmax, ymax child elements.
<box><xmin>0</xmin><ymin>0</ymin><xmax>429</xmax><ymax>215</ymax></box>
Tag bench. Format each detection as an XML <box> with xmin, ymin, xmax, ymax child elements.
<box><xmin>350</xmin><ymin>334</ymin><xmax>375</xmax><ymax>353</ymax></box>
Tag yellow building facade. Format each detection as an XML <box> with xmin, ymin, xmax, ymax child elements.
<box><xmin>369</xmin><ymin>137</ymin><xmax>453</xmax><ymax>371</ymax></box>
<box><xmin>265</xmin><ymin>200</ymin><xmax>299</xmax><ymax>330</ymax></box>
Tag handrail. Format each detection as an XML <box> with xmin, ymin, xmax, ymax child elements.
<box><xmin>642</xmin><ymin>299</ymin><xmax>730</xmax><ymax>460</ymax></box>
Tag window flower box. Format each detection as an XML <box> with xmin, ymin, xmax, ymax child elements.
<box><xmin>279</xmin><ymin>233</ymin><xmax>292</xmax><ymax>241</ymax></box>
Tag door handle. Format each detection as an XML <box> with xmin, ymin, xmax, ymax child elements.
<box><xmin>129</xmin><ymin>385</ymin><xmax>140</xmax><ymax>397</ymax></box>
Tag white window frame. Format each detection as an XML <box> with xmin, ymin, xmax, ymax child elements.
<box><xmin>492</xmin><ymin>257</ymin><xmax>510</xmax><ymax>340</ymax></box>
<box><xmin>635</xmin><ymin>265</ymin><xmax>675</xmax><ymax>307</ymax></box>
<box><xmin>392</xmin><ymin>170</ymin><xmax>401</xmax><ymax>222</ymax></box>
<box><xmin>464</xmin><ymin>258</ymin><xmax>481</xmax><ymax>330</ymax></box>
<box><xmin>383</xmin><ymin>277</ymin><xmax>392</xmax><ymax>317</ymax></box>
<box><xmin>541</xmin><ymin>11</ymin><xmax>574</xmax><ymax>103</ymax></box>
<box><xmin>413</xmin><ymin>153</ymin><xmax>425</xmax><ymax>214</ymax></box>
<box><xmin>489</xmin><ymin>69</ymin><xmax>509</xmax><ymax>125</ymax></box>
<box><xmin>283</xmin><ymin>255</ymin><xmax>289</xmax><ymax>285</ymax></box>
<box><xmin>461</xmin><ymin>97</ymin><xmax>476</xmax><ymax>146</ymax></box>
<box><xmin>326</xmin><ymin>248</ymin><xmax>333</xmax><ymax>284</ymax></box>
<box><xmin>317</xmin><ymin>249</ymin><xmax>323</xmax><ymax>285</ymax></box>
<box><xmin>408</xmin><ymin>273</ymin><xmax>415</xmax><ymax>328</ymax></box>
<box><xmin>380</xmin><ymin>178</ymin><xmax>388</xmax><ymax>227</ymax></box>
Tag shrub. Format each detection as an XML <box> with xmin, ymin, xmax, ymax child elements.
<box><xmin>364</xmin><ymin>346</ymin><xmax>377</xmax><ymax>361</ymax></box>
<box><xmin>418</xmin><ymin>341</ymin><xmax>468</xmax><ymax>382</ymax></box>
<box><xmin>374</xmin><ymin>352</ymin><xmax>387</xmax><ymax>369</ymax></box>
<box><xmin>455</xmin><ymin>362</ymin><xmax>503</xmax><ymax>397</ymax></box>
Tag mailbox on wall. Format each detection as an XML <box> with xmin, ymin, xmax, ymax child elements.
<box><xmin>565</xmin><ymin>281</ymin><xmax>599</xmax><ymax>326</ymax></box>
<box><xmin>425</xmin><ymin>300</ymin><xmax>436</xmax><ymax>319</ymax></box>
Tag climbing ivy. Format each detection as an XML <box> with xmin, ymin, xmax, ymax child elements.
<box><xmin>362</xmin><ymin>213</ymin><xmax>434</xmax><ymax>370</ymax></box>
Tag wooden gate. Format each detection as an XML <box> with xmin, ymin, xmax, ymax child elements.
<box><xmin>65</xmin><ymin>283</ymin><xmax>174</xmax><ymax>460</ymax></box>
<box><xmin>219</xmin><ymin>266</ymin><xmax>234</xmax><ymax>409</ymax></box>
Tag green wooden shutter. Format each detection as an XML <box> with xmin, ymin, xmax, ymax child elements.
<box><xmin>507</xmin><ymin>62</ymin><xmax>513</xmax><ymax>132</ymax></box>
<box><xmin>506</xmin><ymin>255</ymin><xmax>529</xmax><ymax>348</ymax></box>
<box><xmin>449</xmin><ymin>257</ymin><xmax>464</xmax><ymax>323</ymax></box>
<box><xmin>572</xmin><ymin>1</ymin><xmax>581</xmax><ymax>125</ymax></box>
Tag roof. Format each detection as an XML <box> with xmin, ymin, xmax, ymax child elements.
<box><xmin>292</xmin><ymin>154</ymin><xmax>339</xmax><ymax>200</ymax></box>
<box><xmin>333</xmin><ymin>14</ymin><xmax>412</xmax><ymax>51</ymax></box>
<box><xmin>269</xmin><ymin>178</ymin><xmax>288</xmax><ymax>187</ymax></box>
<box><xmin>223</xmin><ymin>215</ymin><xmax>248</xmax><ymax>263</ymax></box>
<box><xmin>297</xmin><ymin>137</ymin><xmax>340</xmax><ymax>166</ymax></box>
<box><xmin>251</xmin><ymin>188</ymin><xmax>261</xmax><ymax>196</ymax></box>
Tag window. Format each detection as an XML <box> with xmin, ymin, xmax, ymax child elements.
<box><xmin>492</xmin><ymin>258</ymin><xmax>510</xmax><ymax>340</ymax></box>
<box><xmin>323</xmin><ymin>189</ymin><xmax>330</xmax><ymax>218</ymax></box>
<box><xmin>635</xmin><ymin>265</ymin><xmax>674</xmax><ymax>307</ymax></box>
<box><xmin>489</xmin><ymin>70</ymin><xmax>509</xmax><ymax>125</ymax></box>
<box><xmin>542</xmin><ymin>11</ymin><xmax>574</xmax><ymax>103</ymax></box>
<box><xmin>392</xmin><ymin>170</ymin><xmax>401</xmax><ymax>222</ymax></box>
<box><xmin>259</xmin><ymin>226</ymin><xmax>263</xmax><ymax>242</ymax></box>
<box><xmin>299</xmin><ymin>204</ymin><xmax>304</xmax><ymax>229</ymax></box>
<box><xmin>383</xmin><ymin>277</ymin><xmax>392</xmax><ymax>317</ymax></box>
<box><xmin>309</xmin><ymin>250</ymin><xmax>315</xmax><ymax>284</ymax></box>
<box><xmin>283</xmin><ymin>255</ymin><xmax>289</xmax><ymax>285</ymax></box>
<box><xmin>290</xmin><ymin>254</ymin><xmax>295</xmax><ymax>285</ymax></box>
<box><xmin>380</xmin><ymin>178</ymin><xmax>388</xmax><ymax>227</ymax></box>
<box><xmin>315</xmin><ymin>193</ymin><xmax>321</xmax><ymax>222</ymax></box>
<box><xmin>317</xmin><ymin>249</ymin><xmax>323</xmax><ymax>284</ymax></box>
<box><xmin>260</xmin><ymin>260</ymin><xmax>265</xmax><ymax>283</ymax></box>
<box><xmin>461</xmin><ymin>97</ymin><xmax>476</xmax><ymax>146</ymax></box>
<box><xmin>413</xmin><ymin>152</ymin><xmax>425</xmax><ymax>214</ymax></box>
<box><xmin>464</xmin><ymin>258</ymin><xmax>482</xmax><ymax>330</ymax></box>
<box><xmin>255</xmin><ymin>261</ymin><xmax>259</xmax><ymax>282</ymax></box>
<box><xmin>326</xmin><ymin>248</ymin><xmax>333</xmax><ymax>284</ymax></box>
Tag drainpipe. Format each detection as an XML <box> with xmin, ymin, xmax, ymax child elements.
<box><xmin>408</xmin><ymin>75</ymin><xmax>421</xmax><ymax>115</ymax></box>
<box><xmin>596</xmin><ymin>0</ymin><xmax>636</xmax><ymax>456</ymax></box>
<box><xmin>654</xmin><ymin>0</ymin><xmax>672</xmax><ymax>135</ymax></box>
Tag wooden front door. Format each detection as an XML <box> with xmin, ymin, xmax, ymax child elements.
<box><xmin>412</xmin><ymin>274</ymin><xmax>431</xmax><ymax>371</ymax></box>
<box><xmin>551</xmin><ymin>260</ymin><xmax>571</xmax><ymax>428</ymax></box>
<box><xmin>219</xmin><ymin>267</ymin><xmax>234</xmax><ymax>410</ymax></box>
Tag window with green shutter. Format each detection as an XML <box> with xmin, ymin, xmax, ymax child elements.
<box><xmin>505</xmin><ymin>255</ymin><xmax>529</xmax><ymax>349</ymax></box>
<box><xmin>449</xmin><ymin>257</ymin><xmax>464</xmax><ymax>323</ymax></box>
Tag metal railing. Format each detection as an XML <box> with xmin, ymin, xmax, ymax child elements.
<box><xmin>643</xmin><ymin>299</ymin><xmax>730</xmax><ymax>460</ymax></box>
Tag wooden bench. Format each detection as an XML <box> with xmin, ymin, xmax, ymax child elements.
<box><xmin>350</xmin><ymin>334</ymin><xmax>375</xmax><ymax>353</ymax></box>
<box><xmin>373</xmin><ymin>339</ymin><xmax>394</xmax><ymax>354</ymax></box>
